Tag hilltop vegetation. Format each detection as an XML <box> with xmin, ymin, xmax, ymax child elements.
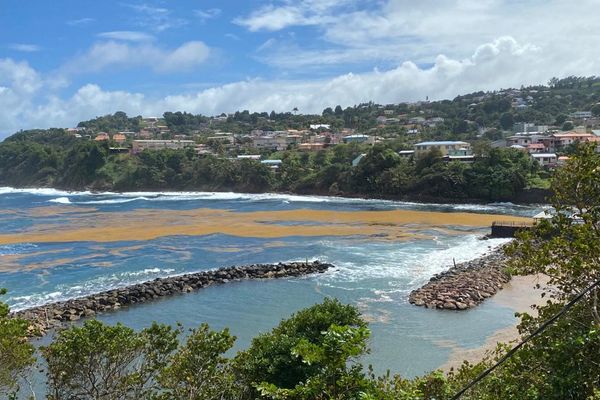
<box><xmin>3</xmin><ymin>76</ymin><xmax>600</xmax><ymax>201</ymax></box>
<box><xmin>0</xmin><ymin>135</ymin><xmax>540</xmax><ymax>202</ymax></box>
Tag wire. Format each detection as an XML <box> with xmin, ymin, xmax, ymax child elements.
<box><xmin>451</xmin><ymin>278</ymin><xmax>600</xmax><ymax>400</ymax></box>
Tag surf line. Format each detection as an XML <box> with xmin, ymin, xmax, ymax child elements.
<box><xmin>12</xmin><ymin>261</ymin><xmax>333</xmax><ymax>335</ymax></box>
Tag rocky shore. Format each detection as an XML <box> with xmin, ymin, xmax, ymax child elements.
<box><xmin>408</xmin><ymin>248</ymin><xmax>511</xmax><ymax>310</ymax></box>
<box><xmin>12</xmin><ymin>261</ymin><xmax>332</xmax><ymax>335</ymax></box>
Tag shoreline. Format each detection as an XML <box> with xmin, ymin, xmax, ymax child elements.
<box><xmin>439</xmin><ymin>274</ymin><xmax>548</xmax><ymax>371</ymax></box>
<box><xmin>11</xmin><ymin>261</ymin><xmax>333</xmax><ymax>335</ymax></box>
<box><xmin>0</xmin><ymin>185</ymin><xmax>550</xmax><ymax>206</ymax></box>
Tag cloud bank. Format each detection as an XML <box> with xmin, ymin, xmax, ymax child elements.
<box><xmin>1</xmin><ymin>36</ymin><xmax>587</xmax><ymax>138</ymax></box>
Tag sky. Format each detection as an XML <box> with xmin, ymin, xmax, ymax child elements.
<box><xmin>0</xmin><ymin>0</ymin><xmax>599</xmax><ymax>137</ymax></box>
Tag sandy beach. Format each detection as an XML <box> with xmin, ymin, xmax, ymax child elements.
<box><xmin>440</xmin><ymin>274</ymin><xmax>549</xmax><ymax>370</ymax></box>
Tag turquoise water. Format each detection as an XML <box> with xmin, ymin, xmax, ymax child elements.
<box><xmin>0</xmin><ymin>187</ymin><xmax>540</xmax><ymax>379</ymax></box>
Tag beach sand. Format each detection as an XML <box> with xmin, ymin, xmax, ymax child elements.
<box><xmin>440</xmin><ymin>274</ymin><xmax>549</xmax><ymax>371</ymax></box>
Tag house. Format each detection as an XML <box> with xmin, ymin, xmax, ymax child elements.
<box><xmin>398</xmin><ymin>150</ymin><xmax>415</xmax><ymax>158</ymax></box>
<box><xmin>571</xmin><ymin>111</ymin><xmax>592</xmax><ymax>119</ymax></box>
<box><xmin>342</xmin><ymin>134</ymin><xmax>370</xmax><ymax>144</ymax></box>
<box><xmin>95</xmin><ymin>132</ymin><xmax>109</xmax><ymax>141</ymax></box>
<box><xmin>298</xmin><ymin>143</ymin><xmax>325</xmax><ymax>151</ymax></box>
<box><xmin>526</xmin><ymin>143</ymin><xmax>546</xmax><ymax>153</ymax></box>
<box><xmin>207</xmin><ymin>133</ymin><xmax>235</xmax><ymax>145</ymax></box>
<box><xmin>352</xmin><ymin>154</ymin><xmax>366</xmax><ymax>167</ymax></box>
<box><xmin>551</xmin><ymin>132</ymin><xmax>597</xmax><ymax>149</ymax></box>
<box><xmin>137</xmin><ymin>129</ymin><xmax>153</xmax><ymax>139</ymax></box>
<box><xmin>237</xmin><ymin>155</ymin><xmax>261</xmax><ymax>160</ymax></box>
<box><xmin>261</xmin><ymin>159</ymin><xmax>283</xmax><ymax>170</ymax></box>
<box><xmin>408</xmin><ymin>116</ymin><xmax>425</xmax><ymax>124</ymax></box>
<box><xmin>414</xmin><ymin>141</ymin><xmax>471</xmax><ymax>157</ymax></box>
<box><xmin>309</xmin><ymin>124</ymin><xmax>330</xmax><ymax>130</ymax></box>
<box><xmin>252</xmin><ymin>134</ymin><xmax>296</xmax><ymax>151</ymax></box>
<box><xmin>112</xmin><ymin>134</ymin><xmax>126</xmax><ymax>144</ymax></box>
<box><xmin>510</xmin><ymin>144</ymin><xmax>527</xmax><ymax>151</ymax></box>
<box><xmin>446</xmin><ymin>154</ymin><xmax>475</xmax><ymax>162</ymax></box>
<box><xmin>531</xmin><ymin>153</ymin><xmax>557</xmax><ymax>167</ymax></box>
<box><xmin>376</xmin><ymin>116</ymin><xmax>388</xmax><ymax>124</ymax></box>
<box><xmin>142</xmin><ymin>117</ymin><xmax>160</xmax><ymax>128</ymax></box>
<box><xmin>132</xmin><ymin>140</ymin><xmax>195</xmax><ymax>154</ymax></box>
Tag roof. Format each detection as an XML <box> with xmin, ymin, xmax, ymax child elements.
<box><xmin>415</xmin><ymin>141</ymin><xmax>468</xmax><ymax>146</ymax></box>
<box><xmin>527</xmin><ymin>143</ymin><xmax>545</xmax><ymax>148</ymax></box>
<box><xmin>552</xmin><ymin>132</ymin><xmax>593</xmax><ymax>138</ymax></box>
<box><xmin>531</xmin><ymin>153</ymin><xmax>557</xmax><ymax>158</ymax></box>
<box><xmin>344</xmin><ymin>134</ymin><xmax>370</xmax><ymax>139</ymax></box>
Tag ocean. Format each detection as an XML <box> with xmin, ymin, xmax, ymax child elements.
<box><xmin>0</xmin><ymin>187</ymin><xmax>540</xmax><ymax>378</ymax></box>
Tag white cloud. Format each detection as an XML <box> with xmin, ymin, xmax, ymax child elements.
<box><xmin>194</xmin><ymin>8</ymin><xmax>222</xmax><ymax>22</ymax></box>
<box><xmin>9</xmin><ymin>44</ymin><xmax>41</xmax><ymax>52</ymax></box>
<box><xmin>238</xmin><ymin>0</ymin><xmax>600</xmax><ymax>73</ymax></box>
<box><xmin>67</xmin><ymin>17</ymin><xmax>95</xmax><ymax>26</ymax></box>
<box><xmin>124</xmin><ymin>3</ymin><xmax>187</xmax><ymax>32</ymax></box>
<box><xmin>64</xmin><ymin>40</ymin><xmax>211</xmax><ymax>74</ymax></box>
<box><xmin>97</xmin><ymin>31</ymin><xmax>154</xmax><ymax>42</ymax></box>
<box><xmin>234</xmin><ymin>0</ymin><xmax>358</xmax><ymax>31</ymax></box>
<box><xmin>4</xmin><ymin>35</ymin><xmax>594</xmax><ymax>139</ymax></box>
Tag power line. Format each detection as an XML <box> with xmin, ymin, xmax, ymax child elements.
<box><xmin>451</xmin><ymin>278</ymin><xmax>600</xmax><ymax>400</ymax></box>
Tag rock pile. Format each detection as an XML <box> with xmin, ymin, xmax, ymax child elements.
<box><xmin>12</xmin><ymin>261</ymin><xmax>332</xmax><ymax>335</ymax></box>
<box><xmin>408</xmin><ymin>249</ymin><xmax>511</xmax><ymax>310</ymax></box>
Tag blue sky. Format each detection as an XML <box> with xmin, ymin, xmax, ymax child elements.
<box><xmin>0</xmin><ymin>0</ymin><xmax>598</xmax><ymax>137</ymax></box>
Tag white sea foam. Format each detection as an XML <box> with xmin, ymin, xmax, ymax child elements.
<box><xmin>76</xmin><ymin>197</ymin><xmax>152</xmax><ymax>205</ymax></box>
<box><xmin>0</xmin><ymin>187</ymin><xmax>91</xmax><ymax>196</ymax></box>
<box><xmin>0</xmin><ymin>243</ymin><xmax>38</xmax><ymax>256</ymax></box>
<box><xmin>0</xmin><ymin>186</ymin><xmax>537</xmax><ymax>214</ymax></box>
<box><xmin>48</xmin><ymin>197</ymin><xmax>72</xmax><ymax>204</ymax></box>
<box><xmin>314</xmin><ymin>235</ymin><xmax>511</xmax><ymax>288</ymax></box>
<box><xmin>8</xmin><ymin>267</ymin><xmax>180</xmax><ymax>311</ymax></box>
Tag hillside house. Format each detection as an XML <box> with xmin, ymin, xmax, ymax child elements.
<box><xmin>531</xmin><ymin>153</ymin><xmax>557</xmax><ymax>167</ymax></box>
<box><xmin>132</xmin><ymin>140</ymin><xmax>195</xmax><ymax>154</ymax></box>
<box><xmin>414</xmin><ymin>141</ymin><xmax>471</xmax><ymax>157</ymax></box>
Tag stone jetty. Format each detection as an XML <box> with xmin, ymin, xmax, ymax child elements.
<box><xmin>408</xmin><ymin>248</ymin><xmax>511</xmax><ymax>310</ymax></box>
<box><xmin>12</xmin><ymin>261</ymin><xmax>332</xmax><ymax>335</ymax></box>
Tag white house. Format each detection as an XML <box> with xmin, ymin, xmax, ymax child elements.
<box><xmin>531</xmin><ymin>153</ymin><xmax>557</xmax><ymax>167</ymax></box>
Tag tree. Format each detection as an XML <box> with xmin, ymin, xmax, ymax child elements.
<box><xmin>157</xmin><ymin>324</ymin><xmax>238</xmax><ymax>400</ymax></box>
<box><xmin>591</xmin><ymin>103</ymin><xmax>600</xmax><ymax>117</ymax></box>
<box><xmin>43</xmin><ymin>320</ymin><xmax>179</xmax><ymax>400</ymax></box>
<box><xmin>233</xmin><ymin>298</ymin><xmax>367</xmax><ymax>398</ymax></box>
<box><xmin>499</xmin><ymin>112</ymin><xmax>514</xmax><ymax>130</ymax></box>
<box><xmin>257</xmin><ymin>324</ymin><xmax>372</xmax><ymax>400</ymax></box>
<box><xmin>495</xmin><ymin>143</ymin><xmax>600</xmax><ymax>398</ymax></box>
<box><xmin>555</xmin><ymin>114</ymin><xmax>568</xmax><ymax>125</ymax></box>
<box><xmin>0</xmin><ymin>289</ymin><xmax>35</xmax><ymax>398</ymax></box>
<box><xmin>561</xmin><ymin>121</ymin><xmax>574</xmax><ymax>131</ymax></box>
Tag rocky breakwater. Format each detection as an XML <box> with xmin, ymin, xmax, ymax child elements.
<box><xmin>12</xmin><ymin>261</ymin><xmax>333</xmax><ymax>335</ymax></box>
<box><xmin>408</xmin><ymin>249</ymin><xmax>511</xmax><ymax>310</ymax></box>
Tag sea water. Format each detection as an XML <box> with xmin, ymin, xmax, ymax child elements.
<box><xmin>0</xmin><ymin>187</ymin><xmax>540</xmax><ymax>379</ymax></box>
